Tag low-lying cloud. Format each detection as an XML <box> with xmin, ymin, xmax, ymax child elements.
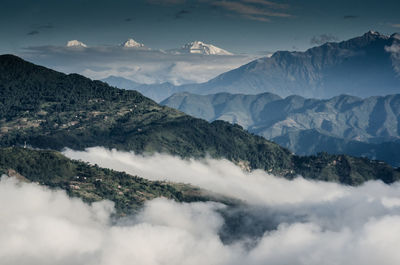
<box><xmin>63</xmin><ymin>147</ymin><xmax>347</xmax><ymax>205</ymax></box>
<box><xmin>20</xmin><ymin>46</ymin><xmax>256</xmax><ymax>85</ymax></box>
<box><xmin>310</xmin><ymin>34</ymin><xmax>339</xmax><ymax>45</ymax></box>
<box><xmin>386</xmin><ymin>42</ymin><xmax>400</xmax><ymax>74</ymax></box>
<box><xmin>3</xmin><ymin>147</ymin><xmax>400</xmax><ymax>264</ymax></box>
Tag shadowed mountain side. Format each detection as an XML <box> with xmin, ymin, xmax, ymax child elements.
<box><xmin>162</xmin><ymin>92</ymin><xmax>400</xmax><ymax>166</ymax></box>
<box><xmin>112</xmin><ymin>32</ymin><xmax>400</xmax><ymax>102</ymax></box>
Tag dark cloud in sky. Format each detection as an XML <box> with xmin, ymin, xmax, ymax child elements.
<box><xmin>310</xmin><ymin>34</ymin><xmax>339</xmax><ymax>45</ymax></box>
<box><xmin>27</xmin><ymin>30</ymin><xmax>39</xmax><ymax>36</ymax></box>
<box><xmin>344</xmin><ymin>15</ymin><xmax>358</xmax><ymax>19</ymax></box>
<box><xmin>37</xmin><ymin>23</ymin><xmax>53</xmax><ymax>29</ymax></box>
<box><xmin>1</xmin><ymin>0</ymin><xmax>400</xmax><ymax>54</ymax></box>
<box><xmin>175</xmin><ymin>9</ymin><xmax>190</xmax><ymax>19</ymax></box>
<box><xmin>212</xmin><ymin>0</ymin><xmax>292</xmax><ymax>22</ymax></box>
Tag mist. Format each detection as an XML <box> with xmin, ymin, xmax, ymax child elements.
<box><xmin>20</xmin><ymin>46</ymin><xmax>256</xmax><ymax>85</ymax></box>
<box><xmin>2</xmin><ymin>147</ymin><xmax>400</xmax><ymax>264</ymax></box>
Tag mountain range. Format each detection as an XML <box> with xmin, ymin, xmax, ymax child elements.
<box><xmin>169</xmin><ymin>41</ymin><xmax>233</xmax><ymax>55</ymax></box>
<box><xmin>161</xmin><ymin>92</ymin><xmax>400</xmax><ymax>166</ymax></box>
<box><xmin>65</xmin><ymin>38</ymin><xmax>232</xmax><ymax>55</ymax></box>
<box><xmin>2</xmin><ymin>54</ymin><xmax>399</xmax><ymax>184</ymax></box>
<box><xmin>105</xmin><ymin>31</ymin><xmax>400</xmax><ymax>102</ymax></box>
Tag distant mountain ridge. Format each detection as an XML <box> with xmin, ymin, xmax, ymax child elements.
<box><xmin>101</xmin><ymin>76</ymin><xmax>178</xmax><ymax>102</ymax></box>
<box><xmin>161</xmin><ymin>91</ymin><xmax>400</xmax><ymax>166</ymax></box>
<box><xmin>116</xmin><ymin>31</ymin><xmax>400</xmax><ymax>102</ymax></box>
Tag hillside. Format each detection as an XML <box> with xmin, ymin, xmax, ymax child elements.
<box><xmin>162</xmin><ymin>92</ymin><xmax>400</xmax><ymax>166</ymax></box>
<box><xmin>0</xmin><ymin>147</ymin><xmax>228</xmax><ymax>215</ymax></box>
<box><xmin>1</xmin><ymin>54</ymin><xmax>400</xmax><ymax>184</ymax></box>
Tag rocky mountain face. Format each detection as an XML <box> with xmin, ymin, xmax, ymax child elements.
<box><xmin>162</xmin><ymin>92</ymin><xmax>400</xmax><ymax>166</ymax></box>
<box><xmin>182</xmin><ymin>31</ymin><xmax>400</xmax><ymax>98</ymax></box>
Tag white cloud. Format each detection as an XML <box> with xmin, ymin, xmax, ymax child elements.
<box><xmin>4</xmin><ymin>147</ymin><xmax>400</xmax><ymax>264</ymax></box>
<box><xmin>21</xmin><ymin>46</ymin><xmax>256</xmax><ymax>85</ymax></box>
<box><xmin>63</xmin><ymin>147</ymin><xmax>348</xmax><ymax>205</ymax></box>
<box><xmin>385</xmin><ymin>42</ymin><xmax>400</xmax><ymax>74</ymax></box>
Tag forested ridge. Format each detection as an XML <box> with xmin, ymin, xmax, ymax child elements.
<box><xmin>1</xmin><ymin>54</ymin><xmax>400</xmax><ymax>185</ymax></box>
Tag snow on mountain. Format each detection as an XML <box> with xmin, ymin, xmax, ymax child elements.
<box><xmin>122</xmin><ymin>38</ymin><xmax>145</xmax><ymax>48</ymax></box>
<box><xmin>66</xmin><ymin>40</ymin><xmax>87</xmax><ymax>48</ymax></box>
<box><xmin>174</xmin><ymin>41</ymin><xmax>233</xmax><ymax>55</ymax></box>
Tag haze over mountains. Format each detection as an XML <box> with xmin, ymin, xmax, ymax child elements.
<box><xmin>24</xmin><ymin>38</ymin><xmax>253</xmax><ymax>86</ymax></box>
<box><xmin>162</xmin><ymin>92</ymin><xmax>400</xmax><ymax>166</ymax></box>
<box><xmin>105</xmin><ymin>31</ymin><xmax>400</xmax><ymax>102</ymax></box>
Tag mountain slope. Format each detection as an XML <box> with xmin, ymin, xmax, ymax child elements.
<box><xmin>149</xmin><ymin>31</ymin><xmax>400</xmax><ymax>100</ymax></box>
<box><xmin>0</xmin><ymin>147</ymin><xmax>229</xmax><ymax>215</ymax></box>
<box><xmin>102</xmin><ymin>76</ymin><xmax>181</xmax><ymax>102</ymax></box>
<box><xmin>1</xmin><ymin>54</ymin><xmax>400</xmax><ymax>184</ymax></box>
<box><xmin>162</xmin><ymin>92</ymin><xmax>400</xmax><ymax>166</ymax></box>
<box><xmin>102</xmin><ymin>76</ymin><xmax>142</xmax><ymax>90</ymax></box>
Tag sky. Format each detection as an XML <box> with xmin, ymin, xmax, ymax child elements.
<box><xmin>1</xmin><ymin>0</ymin><xmax>400</xmax><ymax>55</ymax></box>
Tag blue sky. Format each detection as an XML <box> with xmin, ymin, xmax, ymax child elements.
<box><xmin>1</xmin><ymin>0</ymin><xmax>400</xmax><ymax>54</ymax></box>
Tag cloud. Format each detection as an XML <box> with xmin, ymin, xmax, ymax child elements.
<box><xmin>63</xmin><ymin>147</ymin><xmax>348</xmax><ymax>206</ymax></box>
<box><xmin>175</xmin><ymin>9</ymin><xmax>190</xmax><ymax>19</ymax></box>
<box><xmin>0</xmin><ymin>177</ymin><xmax>233</xmax><ymax>265</ymax></box>
<box><xmin>310</xmin><ymin>34</ymin><xmax>339</xmax><ymax>45</ymax></box>
<box><xmin>37</xmin><ymin>23</ymin><xmax>53</xmax><ymax>29</ymax></box>
<box><xmin>343</xmin><ymin>15</ymin><xmax>358</xmax><ymax>19</ymax></box>
<box><xmin>27</xmin><ymin>30</ymin><xmax>39</xmax><ymax>36</ymax></box>
<box><xmin>147</xmin><ymin>0</ymin><xmax>186</xmax><ymax>5</ymax></box>
<box><xmin>391</xmin><ymin>24</ymin><xmax>400</xmax><ymax>28</ymax></box>
<box><xmin>21</xmin><ymin>45</ymin><xmax>256</xmax><ymax>86</ymax></box>
<box><xmin>4</xmin><ymin>147</ymin><xmax>400</xmax><ymax>264</ymax></box>
<box><xmin>242</xmin><ymin>0</ymin><xmax>289</xmax><ymax>9</ymax></box>
<box><xmin>385</xmin><ymin>43</ymin><xmax>400</xmax><ymax>74</ymax></box>
<box><xmin>386</xmin><ymin>43</ymin><xmax>400</xmax><ymax>54</ymax></box>
<box><xmin>212</xmin><ymin>0</ymin><xmax>291</xmax><ymax>22</ymax></box>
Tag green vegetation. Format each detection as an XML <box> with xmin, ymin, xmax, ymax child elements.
<box><xmin>1</xmin><ymin>54</ymin><xmax>400</xmax><ymax>186</ymax></box>
<box><xmin>0</xmin><ymin>147</ymin><xmax>232</xmax><ymax>215</ymax></box>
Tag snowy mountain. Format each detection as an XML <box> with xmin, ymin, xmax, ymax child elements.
<box><xmin>176</xmin><ymin>31</ymin><xmax>400</xmax><ymax>98</ymax></box>
<box><xmin>172</xmin><ymin>41</ymin><xmax>233</xmax><ymax>55</ymax></box>
<box><xmin>121</xmin><ymin>38</ymin><xmax>145</xmax><ymax>48</ymax></box>
<box><xmin>66</xmin><ymin>40</ymin><xmax>87</xmax><ymax>48</ymax></box>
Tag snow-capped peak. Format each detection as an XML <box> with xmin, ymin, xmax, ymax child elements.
<box><xmin>179</xmin><ymin>41</ymin><xmax>233</xmax><ymax>55</ymax></box>
<box><xmin>66</xmin><ymin>40</ymin><xmax>87</xmax><ymax>48</ymax></box>
<box><xmin>122</xmin><ymin>38</ymin><xmax>145</xmax><ymax>48</ymax></box>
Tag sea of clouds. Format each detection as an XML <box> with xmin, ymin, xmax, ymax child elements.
<box><xmin>20</xmin><ymin>46</ymin><xmax>256</xmax><ymax>85</ymax></box>
<box><xmin>2</xmin><ymin>146</ymin><xmax>400</xmax><ymax>265</ymax></box>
